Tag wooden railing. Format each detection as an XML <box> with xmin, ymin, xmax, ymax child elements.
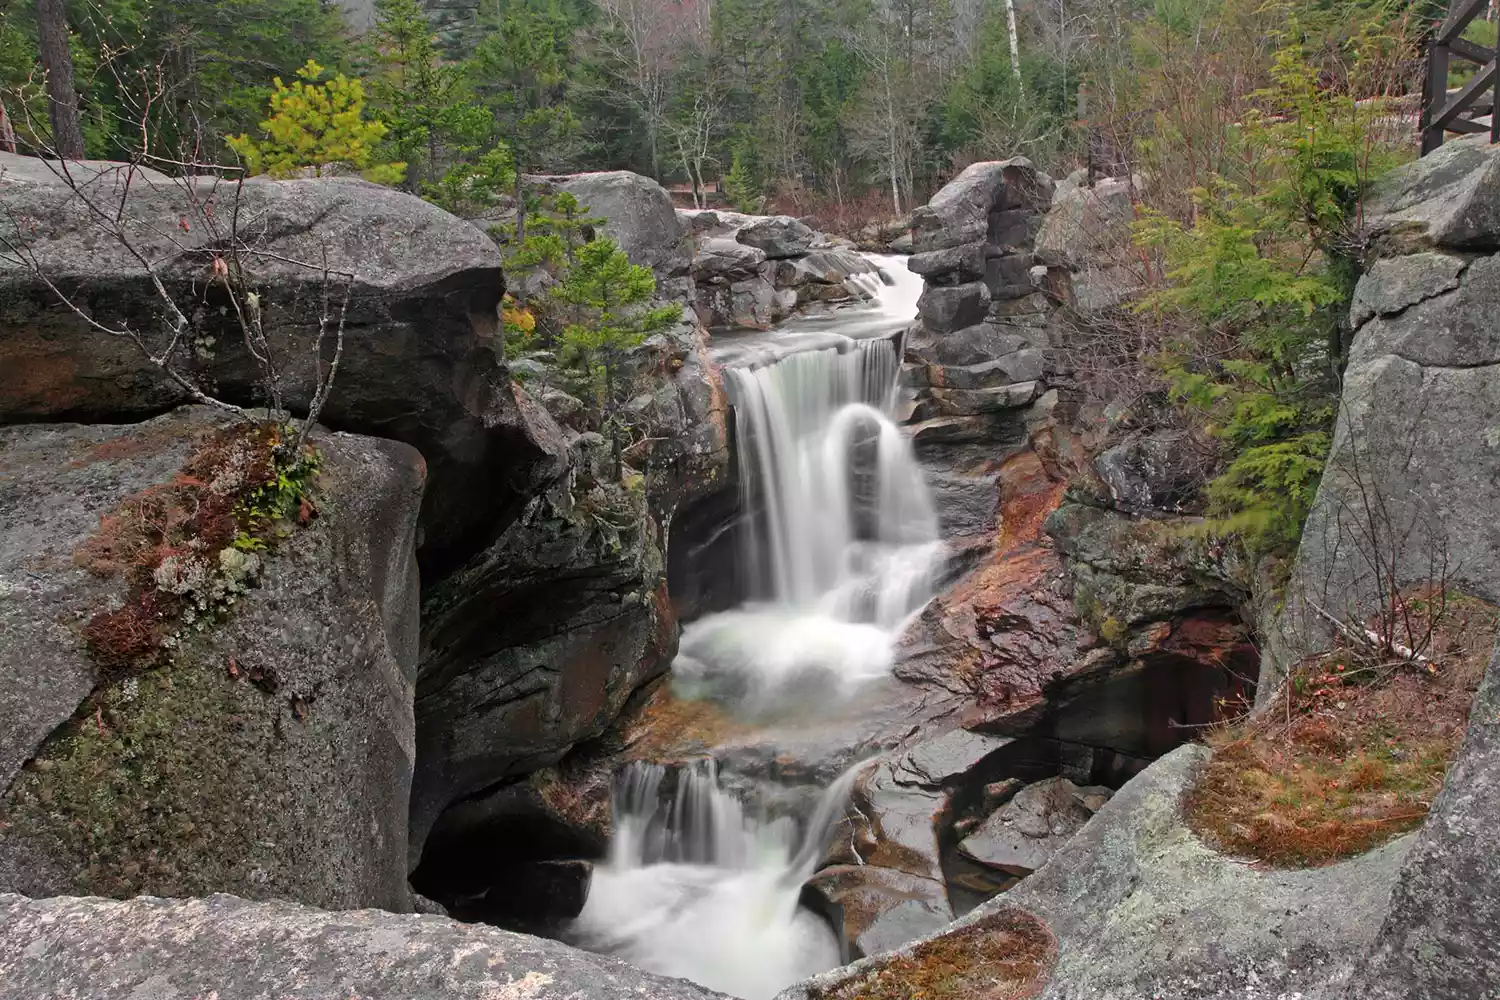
<box><xmin>1421</xmin><ymin>0</ymin><xmax>1499</xmax><ymax>154</ymax></box>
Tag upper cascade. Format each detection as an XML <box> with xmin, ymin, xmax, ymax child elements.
<box><xmin>674</xmin><ymin>255</ymin><xmax>940</xmax><ymax>716</ymax></box>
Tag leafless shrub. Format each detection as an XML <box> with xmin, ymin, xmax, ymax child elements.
<box><xmin>0</xmin><ymin>51</ymin><xmax>354</xmax><ymax>455</ymax></box>
<box><xmin>1296</xmin><ymin>394</ymin><xmax>1454</xmax><ymax>669</ymax></box>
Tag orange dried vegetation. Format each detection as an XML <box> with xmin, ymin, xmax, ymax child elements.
<box><xmin>74</xmin><ymin>422</ymin><xmax>301</xmax><ymax>672</ymax></box>
<box><xmin>1186</xmin><ymin>590</ymin><xmax>1497</xmax><ymax>867</ymax></box>
<box><xmin>816</xmin><ymin>909</ymin><xmax>1055</xmax><ymax>1000</ymax></box>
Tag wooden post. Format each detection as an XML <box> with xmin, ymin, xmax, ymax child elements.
<box><xmin>1493</xmin><ymin>56</ymin><xmax>1499</xmax><ymax>142</ymax></box>
<box><xmin>1424</xmin><ymin>37</ymin><xmax>1453</xmax><ymax>154</ymax></box>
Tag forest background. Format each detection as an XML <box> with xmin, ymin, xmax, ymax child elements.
<box><xmin>3</xmin><ymin>0</ymin><xmax>1492</xmax><ymax>227</ymax></box>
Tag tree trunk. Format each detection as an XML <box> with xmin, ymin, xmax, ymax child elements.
<box><xmin>35</xmin><ymin>0</ymin><xmax>86</xmax><ymax>159</ymax></box>
<box><xmin>884</xmin><ymin>72</ymin><xmax>903</xmax><ymax>216</ymax></box>
<box><xmin>0</xmin><ymin>96</ymin><xmax>16</xmax><ymax>154</ymax></box>
<box><xmin>1004</xmin><ymin>0</ymin><xmax>1023</xmax><ymax>85</ymax></box>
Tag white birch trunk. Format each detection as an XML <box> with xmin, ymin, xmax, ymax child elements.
<box><xmin>1005</xmin><ymin>0</ymin><xmax>1023</xmax><ymax>85</ymax></box>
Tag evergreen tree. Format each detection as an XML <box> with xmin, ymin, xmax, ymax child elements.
<box><xmin>552</xmin><ymin>236</ymin><xmax>682</xmax><ymax>471</ymax></box>
<box><xmin>368</xmin><ymin>0</ymin><xmax>489</xmax><ymax>191</ymax></box>
<box><xmin>228</xmin><ymin>59</ymin><xmax>405</xmax><ymax>183</ymax></box>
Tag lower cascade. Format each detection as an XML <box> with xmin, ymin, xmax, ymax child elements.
<box><xmin>572</xmin><ymin>256</ymin><xmax>939</xmax><ymax>999</ymax></box>
<box><xmin>570</xmin><ymin>761</ymin><xmax>855</xmax><ymax>1000</ymax></box>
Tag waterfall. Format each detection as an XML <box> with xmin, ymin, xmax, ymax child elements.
<box><xmin>675</xmin><ymin>255</ymin><xmax>942</xmax><ymax>717</ymax></box>
<box><xmin>572</xmin><ymin>255</ymin><xmax>933</xmax><ymax>1000</ymax></box>
<box><xmin>571</xmin><ymin>760</ymin><xmax>854</xmax><ymax>1000</ymax></box>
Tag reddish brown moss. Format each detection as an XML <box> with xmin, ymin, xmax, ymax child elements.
<box><xmin>816</xmin><ymin>908</ymin><xmax>1055</xmax><ymax>1000</ymax></box>
<box><xmin>74</xmin><ymin>421</ymin><xmax>318</xmax><ymax>674</ymax></box>
<box><xmin>1186</xmin><ymin>590</ymin><xmax>1498</xmax><ymax>867</ymax></box>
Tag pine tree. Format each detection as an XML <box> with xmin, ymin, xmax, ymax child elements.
<box><xmin>368</xmin><ymin>0</ymin><xmax>488</xmax><ymax>190</ymax></box>
<box><xmin>549</xmin><ymin>233</ymin><xmax>681</xmax><ymax>472</ymax></box>
<box><xmin>227</xmin><ymin>60</ymin><xmax>405</xmax><ymax>183</ymax></box>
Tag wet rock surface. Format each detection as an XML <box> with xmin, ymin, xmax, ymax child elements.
<box><xmin>411</xmin><ymin>434</ymin><xmax>676</xmax><ymax>859</ymax></box>
<box><xmin>785</xmin><ymin>744</ymin><xmax>1413</xmax><ymax>1000</ymax></box>
<box><xmin>680</xmin><ymin>209</ymin><xmax>880</xmax><ymax>329</ymax></box>
<box><xmin>957</xmin><ymin>777</ymin><xmax>1108</xmax><ymax>876</ymax></box>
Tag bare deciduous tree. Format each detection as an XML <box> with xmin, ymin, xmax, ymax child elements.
<box><xmin>595</xmin><ymin>0</ymin><xmax>695</xmax><ymax>179</ymax></box>
<box><xmin>0</xmin><ymin>53</ymin><xmax>355</xmax><ymax>455</ymax></box>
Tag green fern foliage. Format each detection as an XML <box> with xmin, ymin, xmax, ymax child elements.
<box><xmin>1135</xmin><ymin>23</ymin><xmax>1401</xmax><ymax>555</ymax></box>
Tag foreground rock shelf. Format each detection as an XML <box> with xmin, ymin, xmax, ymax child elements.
<box><xmin>0</xmin><ymin>893</ymin><xmax>728</xmax><ymax>999</ymax></box>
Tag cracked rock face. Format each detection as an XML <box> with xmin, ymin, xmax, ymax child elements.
<box><xmin>1361</xmin><ymin>133</ymin><xmax>1500</xmax><ymax>251</ymax></box>
<box><xmin>0</xmin><ymin>152</ymin><xmax>561</xmax><ymax>578</ymax></box>
<box><xmin>411</xmin><ymin>433</ymin><xmax>676</xmax><ymax>862</ymax></box>
<box><xmin>957</xmin><ymin>777</ymin><xmax>1108</xmax><ymax>876</ymax></box>
<box><xmin>1272</xmin><ymin>187</ymin><xmax>1500</xmax><ymax>686</ymax></box>
<box><xmin>0</xmin><ymin>408</ymin><xmax>423</xmax><ymax>909</ymax></box>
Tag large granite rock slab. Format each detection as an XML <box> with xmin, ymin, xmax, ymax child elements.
<box><xmin>786</xmin><ymin>744</ymin><xmax>1413</xmax><ymax>1000</ymax></box>
<box><xmin>0</xmin><ymin>892</ymin><xmax>727</xmax><ymax>1000</ymax></box>
<box><xmin>1272</xmin><ymin>250</ymin><xmax>1500</xmax><ymax>682</ymax></box>
<box><xmin>1345</xmin><ymin>643</ymin><xmax>1500</xmax><ymax>1000</ymax></box>
<box><xmin>546</xmin><ymin>170</ymin><xmax>691</xmax><ymax>281</ymax></box>
<box><xmin>735</xmin><ymin>215</ymin><xmax>816</xmax><ymax>258</ymax></box>
<box><xmin>0</xmin><ymin>407</ymin><xmax>422</xmax><ymax>909</ymax></box>
<box><xmin>1361</xmin><ymin>133</ymin><xmax>1500</xmax><ymax>251</ymax></box>
<box><xmin>0</xmin><ymin>152</ymin><xmax>564</xmax><ymax>575</ymax></box>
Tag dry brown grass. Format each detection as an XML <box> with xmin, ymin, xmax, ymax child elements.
<box><xmin>815</xmin><ymin>909</ymin><xmax>1055</xmax><ymax>1000</ymax></box>
<box><xmin>1186</xmin><ymin>590</ymin><xmax>1497</xmax><ymax>867</ymax></box>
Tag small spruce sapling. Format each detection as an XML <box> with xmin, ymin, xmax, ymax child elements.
<box><xmin>551</xmin><ymin>237</ymin><xmax>682</xmax><ymax>472</ymax></box>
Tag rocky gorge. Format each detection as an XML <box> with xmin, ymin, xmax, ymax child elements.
<box><xmin>1</xmin><ymin>133</ymin><xmax>1499</xmax><ymax>1000</ymax></box>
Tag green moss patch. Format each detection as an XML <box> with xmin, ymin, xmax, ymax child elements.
<box><xmin>3</xmin><ymin>644</ymin><xmax>286</xmax><ymax>898</ymax></box>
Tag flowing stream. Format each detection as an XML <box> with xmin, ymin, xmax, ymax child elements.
<box><xmin>675</xmin><ymin>256</ymin><xmax>940</xmax><ymax>718</ymax></box>
<box><xmin>571</xmin><ymin>256</ymin><xmax>938</xmax><ymax>1000</ymax></box>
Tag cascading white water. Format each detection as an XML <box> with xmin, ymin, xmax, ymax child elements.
<box><xmin>675</xmin><ymin>255</ymin><xmax>941</xmax><ymax>717</ymax></box>
<box><xmin>571</xmin><ymin>760</ymin><xmax>854</xmax><ymax>1000</ymax></box>
<box><xmin>572</xmin><ymin>256</ymin><xmax>936</xmax><ymax>1000</ymax></box>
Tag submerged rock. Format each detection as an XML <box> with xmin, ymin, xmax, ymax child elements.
<box><xmin>0</xmin><ymin>892</ymin><xmax>726</xmax><ymax>1000</ymax></box>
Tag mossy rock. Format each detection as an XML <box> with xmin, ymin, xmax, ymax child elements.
<box><xmin>0</xmin><ymin>407</ymin><xmax>425</xmax><ymax>909</ymax></box>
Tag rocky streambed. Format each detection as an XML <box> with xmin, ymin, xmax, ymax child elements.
<box><xmin>4</xmin><ymin>140</ymin><xmax>1500</xmax><ymax>1000</ymax></box>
